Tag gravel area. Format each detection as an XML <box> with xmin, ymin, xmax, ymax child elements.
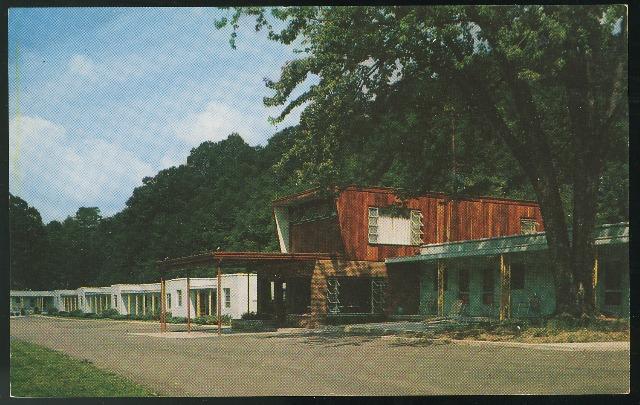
<box><xmin>10</xmin><ymin>316</ymin><xmax>630</xmax><ymax>396</ymax></box>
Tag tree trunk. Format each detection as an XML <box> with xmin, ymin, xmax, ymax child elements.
<box><xmin>570</xmin><ymin>139</ymin><xmax>604</xmax><ymax>316</ymax></box>
<box><xmin>530</xmin><ymin>174</ymin><xmax>578</xmax><ymax>315</ymax></box>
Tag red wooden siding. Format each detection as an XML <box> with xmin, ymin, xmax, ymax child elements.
<box><xmin>334</xmin><ymin>188</ymin><xmax>543</xmax><ymax>262</ymax></box>
<box><xmin>278</xmin><ymin>187</ymin><xmax>543</xmax><ymax>262</ymax></box>
<box><xmin>290</xmin><ymin>217</ymin><xmax>344</xmax><ymax>254</ymax></box>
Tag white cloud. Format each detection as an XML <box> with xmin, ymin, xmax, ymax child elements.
<box><xmin>173</xmin><ymin>101</ymin><xmax>256</xmax><ymax>146</ymax></box>
<box><xmin>68</xmin><ymin>54</ymin><xmax>98</xmax><ymax>77</ymax></box>
<box><xmin>9</xmin><ymin>115</ymin><xmax>154</xmax><ymax>221</ymax></box>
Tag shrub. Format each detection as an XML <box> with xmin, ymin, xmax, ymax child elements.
<box><xmin>83</xmin><ymin>312</ymin><xmax>97</xmax><ymax>318</ymax></box>
<box><xmin>241</xmin><ymin>311</ymin><xmax>271</xmax><ymax>320</ymax></box>
<box><xmin>69</xmin><ymin>309</ymin><xmax>84</xmax><ymax>317</ymax></box>
<box><xmin>169</xmin><ymin>316</ymin><xmax>186</xmax><ymax>324</ymax></box>
<box><xmin>100</xmin><ymin>308</ymin><xmax>119</xmax><ymax>319</ymax></box>
<box><xmin>58</xmin><ymin>311</ymin><xmax>69</xmax><ymax>317</ymax></box>
<box><xmin>46</xmin><ymin>307</ymin><xmax>59</xmax><ymax>315</ymax></box>
<box><xmin>33</xmin><ymin>306</ymin><xmax>41</xmax><ymax>314</ymax></box>
<box><xmin>20</xmin><ymin>308</ymin><xmax>26</xmax><ymax>316</ymax></box>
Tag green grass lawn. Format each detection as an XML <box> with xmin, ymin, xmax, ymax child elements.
<box><xmin>10</xmin><ymin>339</ymin><xmax>157</xmax><ymax>397</ymax></box>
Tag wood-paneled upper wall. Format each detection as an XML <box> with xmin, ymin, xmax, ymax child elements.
<box><xmin>281</xmin><ymin>187</ymin><xmax>543</xmax><ymax>262</ymax></box>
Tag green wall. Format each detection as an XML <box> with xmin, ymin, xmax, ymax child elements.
<box><xmin>415</xmin><ymin>245</ymin><xmax>629</xmax><ymax>319</ymax></box>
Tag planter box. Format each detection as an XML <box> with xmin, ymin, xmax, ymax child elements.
<box><xmin>231</xmin><ymin>319</ymin><xmax>278</xmax><ymax>332</ymax></box>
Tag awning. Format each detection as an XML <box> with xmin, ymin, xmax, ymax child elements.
<box><xmin>158</xmin><ymin>251</ymin><xmax>342</xmax><ymax>272</ymax></box>
<box><xmin>386</xmin><ymin>222</ymin><xmax>628</xmax><ymax>264</ymax></box>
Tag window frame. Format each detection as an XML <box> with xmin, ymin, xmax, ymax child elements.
<box><xmin>520</xmin><ymin>218</ymin><xmax>538</xmax><ymax>235</ymax></box>
<box><xmin>224</xmin><ymin>288</ymin><xmax>231</xmax><ymax>308</ymax></box>
<box><xmin>368</xmin><ymin>206</ymin><xmax>423</xmax><ymax>246</ymax></box>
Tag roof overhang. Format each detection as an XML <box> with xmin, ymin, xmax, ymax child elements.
<box><xmin>386</xmin><ymin>222</ymin><xmax>629</xmax><ymax>265</ymax></box>
<box><xmin>158</xmin><ymin>251</ymin><xmax>342</xmax><ymax>272</ymax></box>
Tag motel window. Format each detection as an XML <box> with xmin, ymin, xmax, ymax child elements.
<box><xmin>482</xmin><ymin>268</ymin><xmax>494</xmax><ymax>305</ymax></box>
<box><xmin>604</xmin><ymin>261</ymin><xmax>623</xmax><ymax>306</ymax></box>
<box><xmin>368</xmin><ymin>207</ymin><xmax>423</xmax><ymax>245</ymax></box>
<box><xmin>167</xmin><ymin>293</ymin><xmax>172</xmax><ymax>309</ymax></box>
<box><xmin>224</xmin><ymin>288</ymin><xmax>231</xmax><ymax>308</ymax></box>
<box><xmin>458</xmin><ymin>269</ymin><xmax>470</xmax><ymax>304</ymax></box>
<box><xmin>511</xmin><ymin>264</ymin><xmax>525</xmax><ymax>290</ymax></box>
<box><xmin>520</xmin><ymin>218</ymin><xmax>538</xmax><ymax>235</ymax></box>
<box><xmin>177</xmin><ymin>290</ymin><xmax>183</xmax><ymax>306</ymax></box>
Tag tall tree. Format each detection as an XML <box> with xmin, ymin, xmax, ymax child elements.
<box><xmin>216</xmin><ymin>5</ymin><xmax>628</xmax><ymax>315</ymax></box>
<box><xmin>9</xmin><ymin>194</ymin><xmax>47</xmax><ymax>290</ymax></box>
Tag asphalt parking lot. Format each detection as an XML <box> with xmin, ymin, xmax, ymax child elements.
<box><xmin>10</xmin><ymin>316</ymin><xmax>629</xmax><ymax>396</ymax></box>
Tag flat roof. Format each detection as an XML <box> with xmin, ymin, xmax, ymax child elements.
<box><xmin>158</xmin><ymin>251</ymin><xmax>341</xmax><ymax>271</ymax></box>
<box><xmin>10</xmin><ymin>291</ymin><xmax>55</xmax><ymax>297</ymax></box>
<box><xmin>272</xmin><ymin>185</ymin><xmax>540</xmax><ymax>207</ymax></box>
<box><xmin>386</xmin><ymin>222</ymin><xmax>629</xmax><ymax>264</ymax></box>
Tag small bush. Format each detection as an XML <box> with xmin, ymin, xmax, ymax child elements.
<box><xmin>46</xmin><ymin>307</ymin><xmax>59</xmax><ymax>315</ymax></box>
<box><xmin>20</xmin><ymin>308</ymin><xmax>26</xmax><ymax>316</ymax></box>
<box><xmin>33</xmin><ymin>306</ymin><xmax>41</xmax><ymax>314</ymax></box>
<box><xmin>69</xmin><ymin>309</ymin><xmax>84</xmax><ymax>317</ymax></box>
<box><xmin>83</xmin><ymin>312</ymin><xmax>98</xmax><ymax>318</ymax></box>
<box><xmin>58</xmin><ymin>311</ymin><xmax>69</xmax><ymax>317</ymax></box>
<box><xmin>100</xmin><ymin>308</ymin><xmax>120</xmax><ymax>319</ymax></box>
<box><xmin>241</xmin><ymin>311</ymin><xmax>271</xmax><ymax>320</ymax></box>
<box><xmin>169</xmin><ymin>316</ymin><xmax>186</xmax><ymax>324</ymax></box>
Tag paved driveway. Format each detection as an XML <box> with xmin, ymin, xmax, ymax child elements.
<box><xmin>10</xmin><ymin>316</ymin><xmax>629</xmax><ymax>396</ymax></box>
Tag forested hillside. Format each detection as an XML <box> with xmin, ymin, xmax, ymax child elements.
<box><xmin>10</xmin><ymin>119</ymin><xmax>628</xmax><ymax>290</ymax></box>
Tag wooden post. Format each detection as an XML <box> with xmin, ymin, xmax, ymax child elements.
<box><xmin>437</xmin><ymin>261</ymin><xmax>445</xmax><ymax>317</ymax></box>
<box><xmin>135</xmin><ymin>295</ymin><xmax>139</xmax><ymax>316</ymax></box>
<box><xmin>160</xmin><ymin>277</ymin><xmax>167</xmax><ymax>333</ymax></box>
<box><xmin>217</xmin><ymin>260</ymin><xmax>222</xmax><ymax>336</ymax></box>
<box><xmin>592</xmin><ymin>252</ymin><xmax>599</xmax><ymax>309</ymax></box>
<box><xmin>196</xmin><ymin>290</ymin><xmax>201</xmax><ymax>318</ymax></box>
<box><xmin>247</xmin><ymin>273</ymin><xmax>250</xmax><ymax>313</ymax></box>
<box><xmin>142</xmin><ymin>294</ymin><xmax>147</xmax><ymax>316</ymax></box>
<box><xmin>151</xmin><ymin>294</ymin><xmax>156</xmax><ymax>315</ymax></box>
<box><xmin>127</xmin><ymin>294</ymin><xmax>131</xmax><ymax>316</ymax></box>
<box><xmin>499</xmin><ymin>255</ymin><xmax>511</xmax><ymax>321</ymax></box>
<box><xmin>186</xmin><ymin>274</ymin><xmax>191</xmax><ymax>333</ymax></box>
<box><xmin>208</xmin><ymin>289</ymin><xmax>212</xmax><ymax>316</ymax></box>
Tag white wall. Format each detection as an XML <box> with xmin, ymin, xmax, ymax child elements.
<box><xmin>165</xmin><ymin>274</ymin><xmax>257</xmax><ymax>319</ymax></box>
<box><xmin>274</xmin><ymin>206</ymin><xmax>290</xmax><ymax>253</ymax></box>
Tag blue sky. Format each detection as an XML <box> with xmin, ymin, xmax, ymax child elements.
<box><xmin>9</xmin><ymin>8</ymin><xmax>311</xmax><ymax>222</ymax></box>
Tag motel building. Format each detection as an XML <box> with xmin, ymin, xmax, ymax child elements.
<box><xmin>165</xmin><ymin>275</ymin><xmax>257</xmax><ymax>319</ymax></box>
<box><xmin>10</xmin><ymin>291</ymin><xmax>55</xmax><ymax>314</ymax></box>
<box><xmin>55</xmin><ymin>290</ymin><xmax>81</xmax><ymax>312</ymax></box>
<box><xmin>78</xmin><ymin>286</ymin><xmax>114</xmax><ymax>314</ymax></box>
<box><xmin>386</xmin><ymin>222</ymin><xmax>629</xmax><ymax>319</ymax></box>
<box><xmin>10</xmin><ymin>274</ymin><xmax>258</xmax><ymax>320</ymax></box>
<box><xmin>160</xmin><ymin>186</ymin><xmax>571</xmax><ymax>328</ymax></box>
<box><xmin>110</xmin><ymin>283</ymin><xmax>161</xmax><ymax>317</ymax></box>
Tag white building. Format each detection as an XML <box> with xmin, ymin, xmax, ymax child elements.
<box><xmin>165</xmin><ymin>274</ymin><xmax>257</xmax><ymax>319</ymax></box>
<box><xmin>54</xmin><ymin>289</ymin><xmax>81</xmax><ymax>312</ymax></box>
<box><xmin>11</xmin><ymin>274</ymin><xmax>258</xmax><ymax>320</ymax></box>
<box><xmin>78</xmin><ymin>286</ymin><xmax>114</xmax><ymax>314</ymax></box>
<box><xmin>10</xmin><ymin>290</ymin><xmax>55</xmax><ymax>314</ymax></box>
<box><xmin>110</xmin><ymin>283</ymin><xmax>161</xmax><ymax>317</ymax></box>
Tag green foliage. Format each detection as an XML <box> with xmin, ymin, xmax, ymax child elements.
<box><xmin>241</xmin><ymin>311</ymin><xmax>272</xmax><ymax>320</ymax></box>
<box><xmin>46</xmin><ymin>307</ymin><xmax>59</xmax><ymax>315</ymax></box>
<box><xmin>192</xmin><ymin>315</ymin><xmax>232</xmax><ymax>325</ymax></box>
<box><xmin>100</xmin><ymin>308</ymin><xmax>120</xmax><ymax>319</ymax></box>
<box><xmin>10</xmin><ymin>339</ymin><xmax>156</xmax><ymax>397</ymax></box>
<box><xmin>69</xmin><ymin>309</ymin><xmax>84</xmax><ymax>318</ymax></box>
